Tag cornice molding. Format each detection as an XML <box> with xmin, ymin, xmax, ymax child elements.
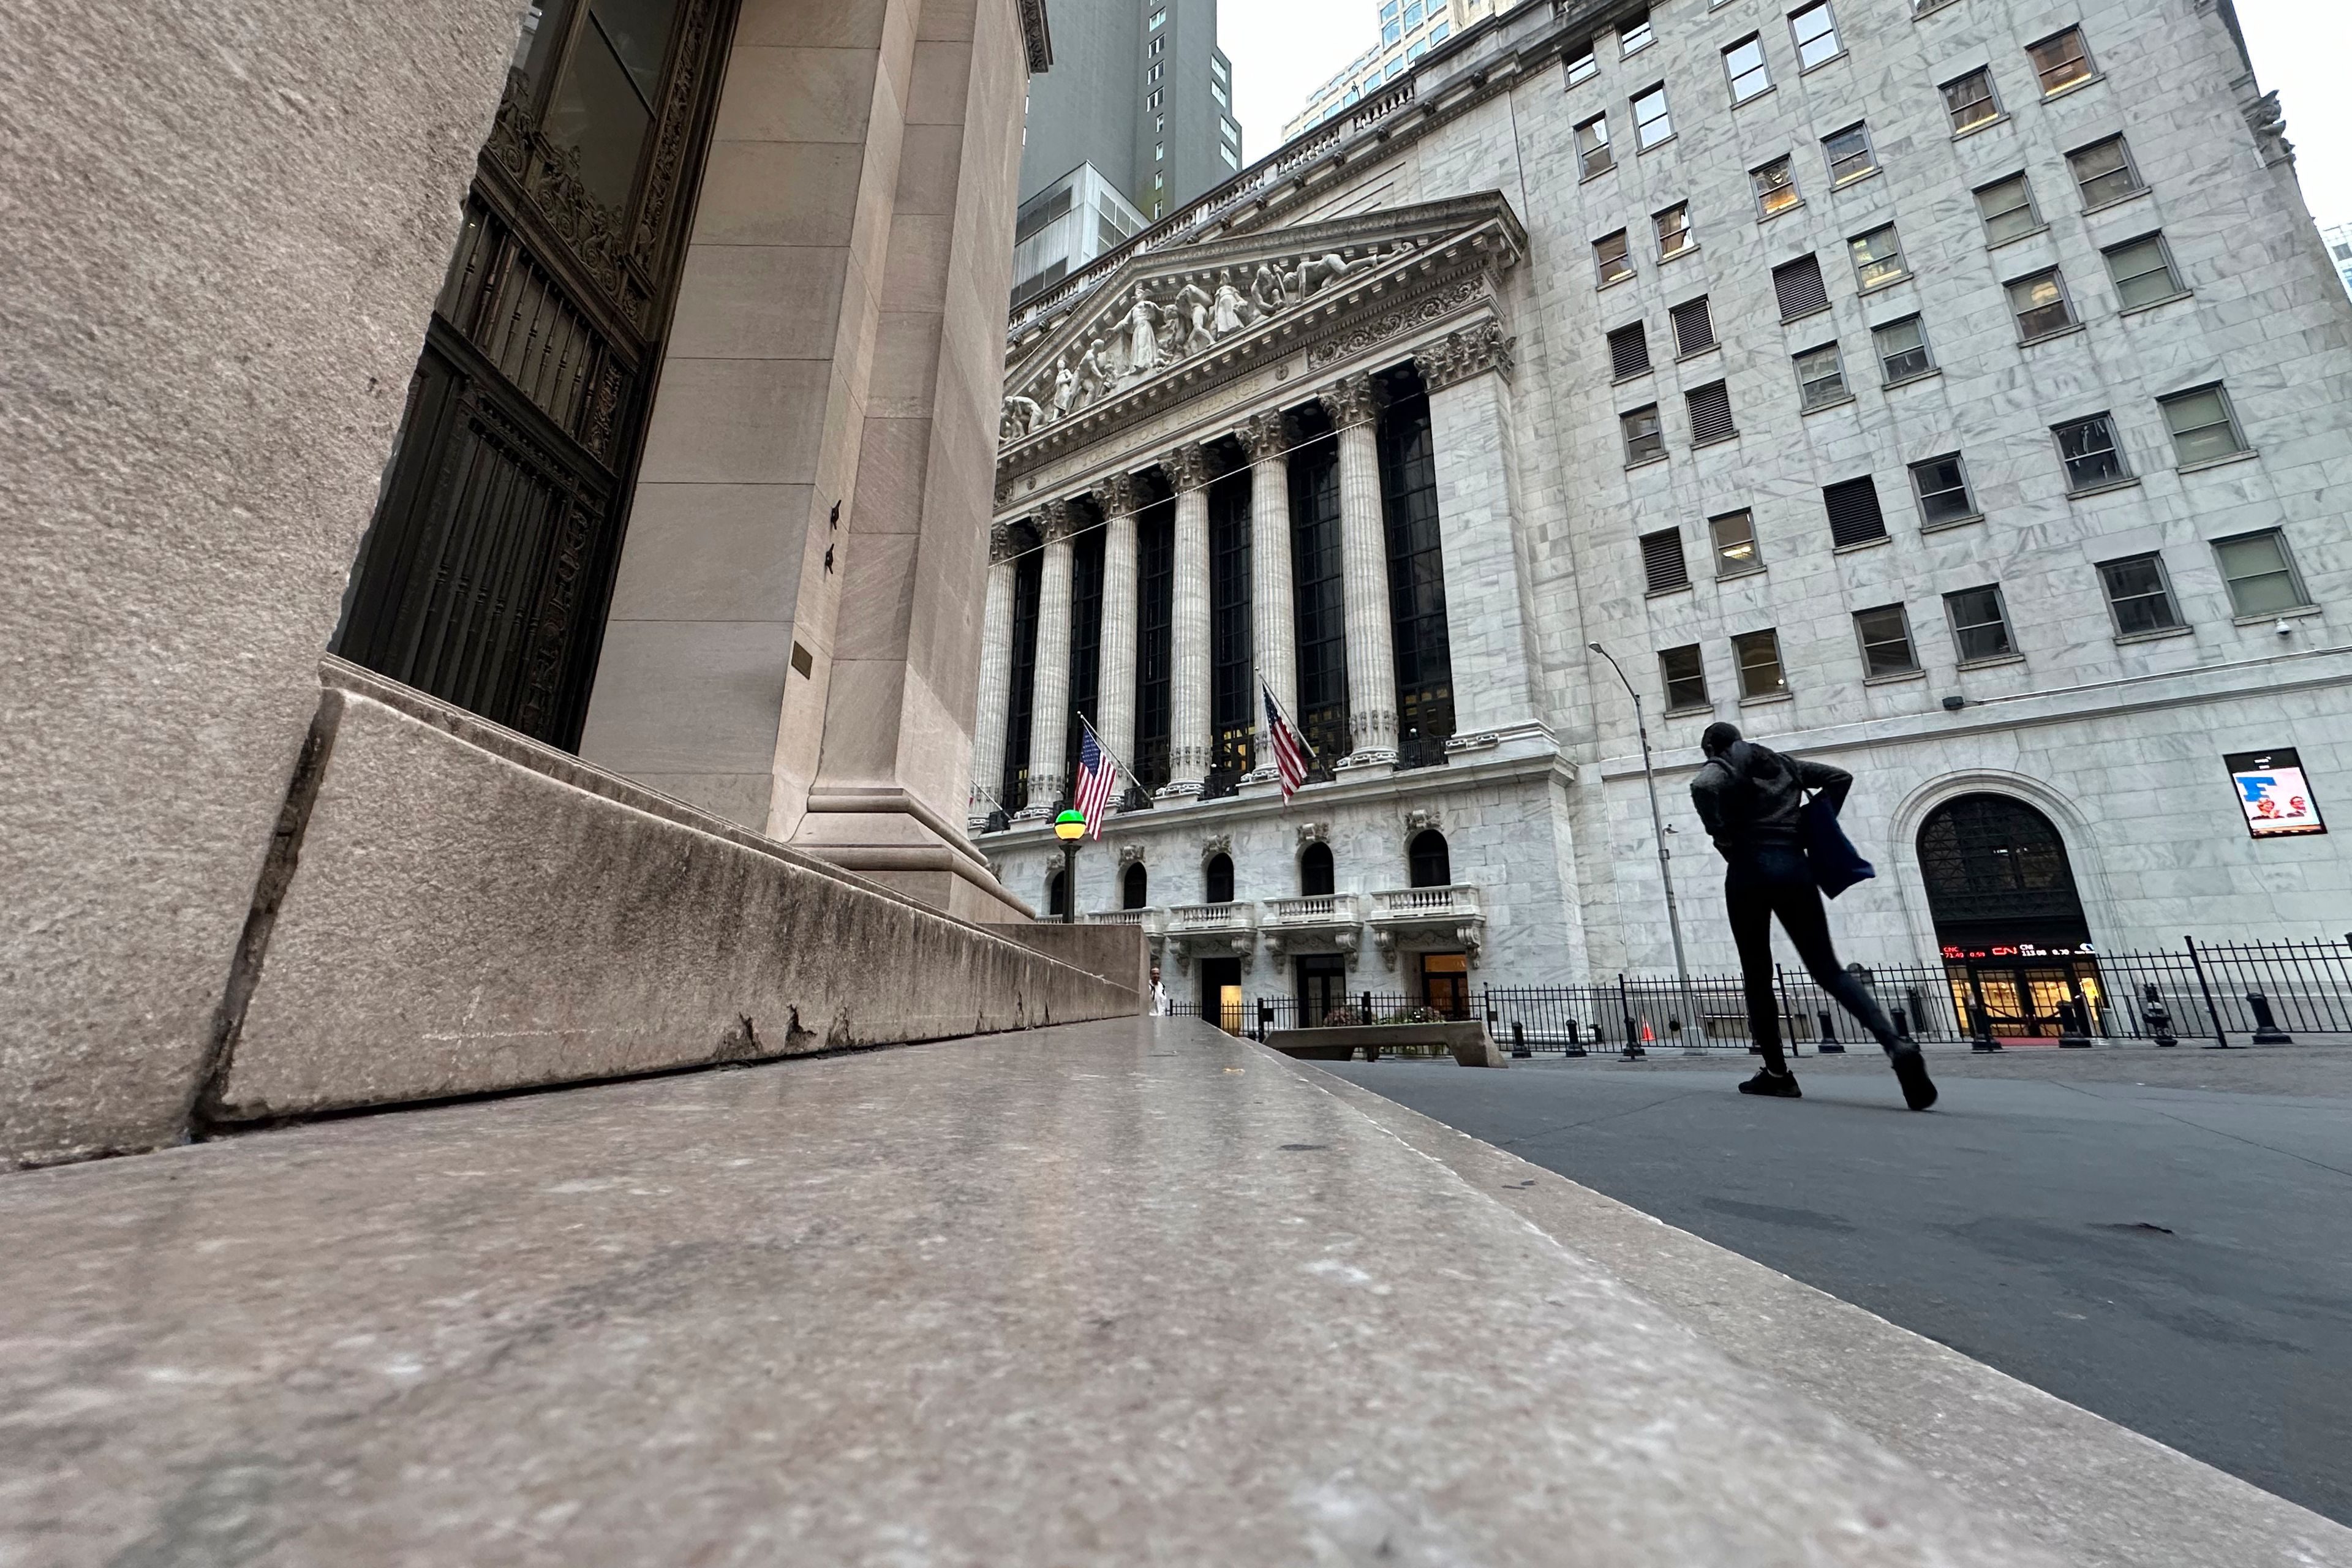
<box><xmin>1017</xmin><ymin>0</ymin><xmax>1052</xmax><ymax>74</ymax></box>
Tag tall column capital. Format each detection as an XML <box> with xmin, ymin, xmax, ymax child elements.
<box><xmin>1317</xmin><ymin>372</ymin><xmax>1384</xmax><ymax>431</ymax></box>
<box><xmin>1237</xmin><ymin>410</ymin><xmax>1289</xmax><ymax>466</ymax></box>
<box><xmin>989</xmin><ymin>520</ymin><xmax>1019</xmax><ymax>564</ymax></box>
<box><xmin>1413</xmin><ymin>322</ymin><xmax>1517</xmax><ymax>393</ymax></box>
<box><xmin>1090</xmin><ymin>470</ymin><xmax>1138</xmax><ymax>518</ymax></box>
<box><xmin>1161</xmin><ymin>442</ymin><xmax>1213</xmax><ymax>494</ymax></box>
<box><xmin>1036</xmin><ymin>497</ymin><xmax>1079</xmax><ymax>542</ymax></box>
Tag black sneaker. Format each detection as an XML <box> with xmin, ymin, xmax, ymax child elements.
<box><xmin>1890</xmin><ymin>1043</ymin><xmax>1938</xmax><ymax>1111</ymax></box>
<box><xmin>1738</xmin><ymin>1068</ymin><xmax>1801</xmax><ymax>1099</ymax></box>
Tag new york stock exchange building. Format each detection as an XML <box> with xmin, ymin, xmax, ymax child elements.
<box><xmin>970</xmin><ymin>0</ymin><xmax>2352</xmax><ymax>1027</ymax></box>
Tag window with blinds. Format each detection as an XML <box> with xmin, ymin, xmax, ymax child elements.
<box><xmin>1774</xmin><ymin>254</ymin><xmax>1829</xmax><ymax>319</ymax></box>
<box><xmin>1670</xmin><ymin>296</ymin><xmax>1716</xmax><ymax>355</ymax></box>
<box><xmin>1641</xmin><ymin>527</ymin><xmax>1691</xmax><ymax>594</ymax></box>
<box><xmin>1823</xmin><ymin>476</ymin><xmax>1888</xmax><ymax>547</ymax></box>
<box><xmin>1608</xmin><ymin>322</ymin><xmax>1652</xmax><ymax>379</ymax></box>
<box><xmin>1687</xmin><ymin>382</ymin><xmax>1736</xmax><ymax>445</ymax></box>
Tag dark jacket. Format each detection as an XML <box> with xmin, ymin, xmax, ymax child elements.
<box><xmin>1690</xmin><ymin>744</ymin><xmax>1852</xmax><ymax>860</ymax></box>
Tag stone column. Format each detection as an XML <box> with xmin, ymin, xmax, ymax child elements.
<box><xmin>1414</xmin><ymin>324</ymin><xmax>1540</xmax><ymax>742</ymax></box>
<box><xmin>1159</xmin><ymin>443</ymin><xmax>1213</xmax><ymax>799</ymax></box>
<box><xmin>1092</xmin><ymin>473</ymin><xmax>1140</xmax><ymax>798</ymax></box>
<box><xmin>1238</xmin><ymin>410</ymin><xmax>1298</xmax><ymax>783</ymax></box>
<box><xmin>1321</xmin><ymin>374</ymin><xmax>1399</xmax><ymax>769</ymax></box>
<box><xmin>1019</xmin><ymin>501</ymin><xmax>1076</xmax><ymax>819</ymax></box>
<box><xmin>968</xmin><ymin>522</ymin><xmax>1019</xmax><ymax>831</ymax></box>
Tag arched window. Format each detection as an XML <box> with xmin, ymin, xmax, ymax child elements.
<box><xmin>1046</xmin><ymin>867</ymin><xmax>1068</xmax><ymax>919</ymax></box>
<box><xmin>1122</xmin><ymin>862</ymin><xmax>1148</xmax><ymax>910</ymax></box>
<box><xmin>1300</xmin><ymin>842</ymin><xmax>1335</xmax><ymax>897</ymax></box>
<box><xmin>1408</xmin><ymin>829</ymin><xmax>1451</xmax><ymax>888</ymax></box>
<box><xmin>1205</xmin><ymin>852</ymin><xmax>1235</xmax><ymax>904</ymax></box>
<box><xmin>1917</xmin><ymin>794</ymin><xmax>2088</xmax><ymax>949</ymax></box>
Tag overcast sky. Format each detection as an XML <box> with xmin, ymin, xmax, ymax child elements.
<box><xmin>1224</xmin><ymin>0</ymin><xmax>2352</xmax><ymax>224</ymax></box>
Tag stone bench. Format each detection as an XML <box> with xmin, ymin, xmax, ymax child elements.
<box><xmin>1265</xmin><ymin>1021</ymin><xmax>1506</xmax><ymax>1067</ymax></box>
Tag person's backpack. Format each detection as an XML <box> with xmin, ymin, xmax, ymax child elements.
<box><xmin>1801</xmin><ymin>788</ymin><xmax>1875</xmax><ymax>898</ymax></box>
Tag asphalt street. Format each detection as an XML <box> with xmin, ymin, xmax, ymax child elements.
<box><xmin>1320</xmin><ymin>1046</ymin><xmax>2352</xmax><ymax>1525</ymax></box>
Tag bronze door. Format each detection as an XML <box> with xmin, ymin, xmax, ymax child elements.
<box><xmin>336</xmin><ymin>0</ymin><xmax>735</xmax><ymax>748</ymax></box>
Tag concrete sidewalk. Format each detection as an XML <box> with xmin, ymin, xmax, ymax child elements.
<box><xmin>0</xmin><ymin>1019</ymin><xmax>2339</xmax><ymax>1565</ymax></box>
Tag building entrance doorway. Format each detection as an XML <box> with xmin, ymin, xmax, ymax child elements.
<box><xmin>1420</xmin><ymin>952</ymin><xmax>1470</xmax><ymax>1020</ymax></box>
<box><xmin>334</xmin><ymin>0</ymin><xmax>737</xmax><ymax>748</ymax></box>
<box><xmin>1918</xmin><ymin>793</ymin><xmax>2101</xmax><ymax>1042</ymax></box>
<box><xmin>1297</xmin><ymin>955</ymin><xmax>1348</xmax><ymax>1026</ymax></box>
<box><xmin>1199</xmin><ymin>956</ymin><xmax>1244</xmax><ymax>1035</ymax></box>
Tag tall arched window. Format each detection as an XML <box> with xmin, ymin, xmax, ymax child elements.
<box><xmin>1300</xmin><ymin>842</ymin><xmax>1335</xmax><ymax>897</ymax></box>
<box><xmin>1917</xmin><ymin>794</ymin><xmax>2088</xmax><ymax>950</ymax></box>
<box><xmin>1047</xmin><ymin>867</ymin><xmax>1068</xmax><ymax>919</ymax></box>
<box><xmin>1408</xmin><ymin>829</ymin><xmax>1451</xmax><ymax>889</ymax></box>
<box><xmin>1122</xmin><ymin>862</ymin><xmax>1148</xmax><ymax>910</ymax></box>
<box><xmin>1205</xmin><ymin>853</ymin><xmax>1235</xmax><ymax>905</ymax></box>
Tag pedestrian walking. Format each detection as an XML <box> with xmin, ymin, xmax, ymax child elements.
<box><xmin>1150</xmin><ymin>966</ymin><xmax>1169</xmax><ymax>1018</ymax></box>
<box><xmin>1689</xmin><ymin>723</ymin><xmax>1937</xmax><ymax>1110</ymax></box>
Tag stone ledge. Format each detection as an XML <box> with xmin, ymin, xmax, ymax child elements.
<box><xmin>206</xmin><ymin>672</ymin><xmax>1141</xmax><ymax>1123</ymax></box>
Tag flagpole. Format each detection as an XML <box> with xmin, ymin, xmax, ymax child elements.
<box><xmin>1260</xmin><ymin>679</ymin><xmax>1321</xmax><ymax>774</ymax></box>
<box><xmin>1077</xmin><ymin>715</ymin><xmax>1140</xmax><ymax>794</ymax></box>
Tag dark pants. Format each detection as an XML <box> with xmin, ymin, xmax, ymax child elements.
<box><xmin>1725</xmin><ymin>844</ymin><xmax>1899</xmax><ymax>1072</ymax></box>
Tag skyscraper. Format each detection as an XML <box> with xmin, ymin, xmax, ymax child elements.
<box><xmin>1284</xmin><ymin>0</ymin><xmax>1498</xmax><ymax>139</ymax></box>
<box><xmin>1017</xmin><ymin>0</ymin><xmax>1238</xmax><ymax>229</ymax></box>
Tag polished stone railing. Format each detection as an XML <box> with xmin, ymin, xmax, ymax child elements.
<box><xmin>1169</xmin><ymin>901</ymin><xmax>1257</xmax><ymax>932</ymax></box>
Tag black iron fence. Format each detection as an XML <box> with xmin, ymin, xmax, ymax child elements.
<box><xmin>1166</xmin><ymin>936</ymin><xmax>2352</xmax><ymax>1054</ymax></box>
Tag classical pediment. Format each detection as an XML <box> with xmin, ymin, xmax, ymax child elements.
<box><xmin>997</xmin><ymin>192</ymin><xmax>1525</xmax><ymax>474</ymax></box>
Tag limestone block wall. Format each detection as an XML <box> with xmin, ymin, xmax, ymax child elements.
<box><xmin>0</xmin><ymin>0</ymin><xmax>522</xmax><ymax>1167</ymax></box>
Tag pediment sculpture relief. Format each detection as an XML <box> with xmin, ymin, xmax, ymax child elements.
<box><xmin>1000</xmin><ymin>243</ymin><xmax>1414</xmax><ymax>441</ymax></box>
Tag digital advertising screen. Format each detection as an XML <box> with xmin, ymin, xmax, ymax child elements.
<box><xmin>2225</xmin><ymin>748</ymin><xmax>2327</xmax><ymax>839</ymax></box>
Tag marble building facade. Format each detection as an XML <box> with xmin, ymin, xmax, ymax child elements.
<box><xmin>969</xmin><ymin>0</ymin><xmax>2352</xmax><ymax>1016</ymax></box>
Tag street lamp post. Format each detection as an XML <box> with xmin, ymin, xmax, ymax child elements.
<box><xmin>1588</xmin><ymin>643</ymin><xmax>1705</xmax><ymax>1047</ymax></box>
<box><xmin>1052</xmin><ymin>810</ymin><xmax>1087</xmax><ymax>925</ymax></box>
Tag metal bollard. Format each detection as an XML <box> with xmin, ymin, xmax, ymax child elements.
<box><xmin>2247</xmin><ymin>990</ymin><xmax>2294</xmax><ymax>1046</ymax></box>
<box><xmin>1510</xmin><ymin>1021</ymin><xmax>1531</xmax><ymax>1059</ymax></box>
<box><xmin>1255</xmin><ymin>998</ymin><xmax>1273</xmax><ymax>1043</ymax></box>
<box><xmin>1816</xmin><ymin>1009</ymin><xmax>1845</xmax><ymax>1054</ymax></box>
<box><xmin>2141</xmin><ymin>984</ymin><xmax>2178</xmax><ymax>1048</ymax></box>
<box><xmin>1623</xmin><ymin>1014</ymin><xmax>1646</xmax><ymax>1060</ymax></box>
<box><xmin>1564</xmin><ymin>1020</ymin><xmax>1588</xmax><ymax>1058</ymax></box>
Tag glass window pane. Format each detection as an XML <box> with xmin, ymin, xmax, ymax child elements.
<box><xmin>1852</xmin><ymin>225</ymin><xmax>1907</xmax><ymax>288</ymax></box>
<box><xmin>2098</xmin><ymin>556</ymin><xmax>2181</xmax><ymax>635</ymax></box>
<box><xmin>1911</xmin><ymin>454</ymin><xmax>1973</xmax><ymax>523</ymax></box>
<box><xmin>1754</xmin><ymin>156</ymin><xmax>1800</xmax><ymax>216</ymax></box>
<box><xmin>2070</xmin><ymin>137</ymin><xmax>2141</xmax><ymax>206</ymax></box>
<box><xmin>1855</xmin><ymin>606</ymin><xmax>1917</xmax><ymax>676</ymax></box>
<box><xmin>1875</xmin><ymin>317</ymin><xmax>1932</xmax><ymax>381</ymax></box>
<box><xmin>1825</xmin><ymin>124</ymin><xmax>1875</xmax><ymax>183</ymax></box>
<box><xmin>545</xmin><ymin>20</ymin><xmax>660</xmax><ymax>211</ymax></box>
<box><xmin>1660</xmin><ymin>644</ymin><xmax>1709</xmax><ymax>709</ymax></box>
<box><xmin>1711</xmin><ymin>510</ymin><xmax>1762</xmax><ymax>573</ymax></box>
<box><xmin>1734</xmin><ymin>630</ymin><xmax>1787</xmax><ymax>697</ymax></box>
<box><xmin>2106</xmin><ymin>236</ymin><xmax>2181</xmax><ymax>308</ymax></box>
<box><xmin>2216</xmin><ymin>534</ymin><xmax>2302</xmax><ymax>614</ymax></box>
<box><xmin>1634</xmin><ymin>85</ymin><xmax>1673</xmax><ymax>148</ymax></box>
<box><xmin>1796</xmin><ymin>344</ymin><xmax>1847</xmax><ymax>408</ymax></box>
<box><xmin>2162</xmin><ymin>388</ymin><xmax>2244</xmax><ymax>464</ymax></box>
<box><xmin>2056</xmin><ymin>415</ymin><xmax>2127</xmax><ymax>489</ymax></box>
<box><xmin>2008</xmin><ymin>271</ymin><xmax>2074</xmax><ymax>338</ymax></box>
<box><xmin>1791</xmin><ymin>2</ymin><xmax>1841</xmax><ymax>69</ymax></box>
<box><xmin>2031</xmin><ymin>26</ymin><xmax>2094</xmax><ymax>93</ymax></box>
<box><xmin>1726</xmin><ymin>36</ymin><xmax>1771</xmax><ymax>102</ymax></box>
<box><xmin>1944</xmin><ymin>69</ymin><xmax>1999</xmax><ymax>132</ymax></box>
<box><xmin>1946</xmin><ymin>587</ymin><xmax>2013</xmax><ymax>661</ymax></box>
<box><xmin>1975</xmin><ymin>175</ymin><xmax>2039</xmax><ymax>244</ymax></box>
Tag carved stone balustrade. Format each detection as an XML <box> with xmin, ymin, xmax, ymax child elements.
<box><xmin>1368</xmin><ymin>885</ymin><xmax>1484</xmax><ymax>969</ymax></box>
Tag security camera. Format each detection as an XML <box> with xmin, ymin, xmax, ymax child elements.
<box><xmin>2277</xmin><ymin>618</ymin><xmax>2295</xmax><ymax>637</ymax></box>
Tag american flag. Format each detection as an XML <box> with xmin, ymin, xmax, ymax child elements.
<box><xmin>1264</xmin><ymin>682</ymin><xmax>1312</xmax><ymax>799</ymax></box>
<box><xmin>1072</xmin><ymin>720</ymin><xmax>1118</xmax><ymax>838</ymax></box>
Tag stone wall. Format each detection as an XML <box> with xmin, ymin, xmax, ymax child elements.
<box><xmin>0</xmin><ymin>0</ymin><xmax>522</xmax><ymax>1166</ymax></box>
